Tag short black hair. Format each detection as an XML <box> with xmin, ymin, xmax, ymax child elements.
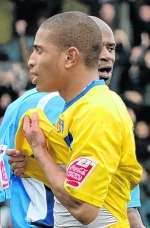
<box><xmin>40</xmin><ymin>11</ymin><xmax>102</xmax><ymax>68</ymax></box>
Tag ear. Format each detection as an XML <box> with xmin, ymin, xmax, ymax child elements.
<box><xmin>64</xmin><ymin>47</ymin><xmax>80</xmax><ymax>69</ymax></box>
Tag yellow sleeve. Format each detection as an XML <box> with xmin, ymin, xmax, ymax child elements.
<box><xmin>64</xmin><ymin>104</ymin><xmax>122</xmax><ymax>207</ymax></box>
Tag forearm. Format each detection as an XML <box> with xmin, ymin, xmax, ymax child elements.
<box><xmin>128</xmin><ymin>208</ymin><xmax>145</xmax><ymax>228</ymax></box>
<box><xmin>33</xmin><ymin>145</ymin><xmax>98</xmax><ymax>224</ymax></box>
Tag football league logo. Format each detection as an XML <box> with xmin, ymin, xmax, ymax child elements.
<box><xmin>0</xmin><ymin>144</ymin><xmax>9</xmax><ymax>189</ymax></box>
<box><xmin>57</xmin><ymin>118</ymin><xmax>64</xmax><ymax>133</ymax></box>
<box><xmin>66</xmin><ymin>157</ymin><xmax>96</xmax><ymax>188</ymax></box>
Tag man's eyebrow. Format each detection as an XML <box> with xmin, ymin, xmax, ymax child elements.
<box><xmin>107</xmin><ymin>43</ymin><xmax>116</xmax><ymax>47</ymax></box>
<box><xmin>33</xmin><ymin>44</ymin><xmax>42</xmax><ymax>49</ymax></box>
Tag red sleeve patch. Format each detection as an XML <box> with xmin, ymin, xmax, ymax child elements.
<box><xmin>66</xmin><ymin>157</ymin><xmax>96</xmax><ymax>188</ymax></box>
<box><xmin>0</xmin><ymin>145</ymin><xmax>9</xmax><ymax>189</ymax></box>
<box><xmin>0</xmin><ymin>159</ymin><xmax>9</xmax><ymax>189</ymax></box>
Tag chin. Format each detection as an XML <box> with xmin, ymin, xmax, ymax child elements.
<box><xmin>36</xmin><ymin>85</ymin><xmax>42</xmax><ymax>92</ymax></box>
<box><xmin>36</xmin><ymin>85</ymin><xmax>47</xmax><ymax>92</ymax></box>
<box><xmin>36</xmin><ymin>84</ymin><xmax>56</xmax><ymax>93</ymax></box>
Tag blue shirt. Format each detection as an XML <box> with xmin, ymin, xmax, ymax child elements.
<box><xmin>0</xmin><ymin>88</ymin><xmax>64</xmax><ymax>227</ymax></box>
<box><xmin>128</xmin><ymin>185</ymin><xmax>141</xmax><ymax>208</ymax></box>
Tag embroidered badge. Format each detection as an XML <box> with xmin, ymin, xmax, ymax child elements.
<box><xmin>0</xmin><ymin>145</ymin><xmax>9</xmax><ymax>189</ymax></box>
<box><xmin>66</xmin><ymin>157</ymin><xmax>96</xmax><ymax>188</ymax></box>
<box><xmin>56</xmin><ymin>119</ymin><xmax>64</xmax><ymax>133</ymax></box>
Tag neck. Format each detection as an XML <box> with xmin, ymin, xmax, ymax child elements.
<box><xmin>59</xmin><ymin>68</ymin><xmax>99</xmax><ymax>102</ymax></box>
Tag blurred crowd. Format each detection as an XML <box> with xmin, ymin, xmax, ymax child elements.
<box><xmin>0</xmin><ymin>0</ymin><xmax>150</xmax><ymax>227</ymax></box>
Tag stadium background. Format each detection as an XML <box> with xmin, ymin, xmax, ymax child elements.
<box><xmin>0</xmin><ymin>0</ymin><xmax>150</xmax><ymax>227</ymax></box>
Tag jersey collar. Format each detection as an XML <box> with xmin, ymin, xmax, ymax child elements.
<box><xmin>63</xmin><ymin>79</ymin><xmax>105</xmax><ymax>111</ymax></box>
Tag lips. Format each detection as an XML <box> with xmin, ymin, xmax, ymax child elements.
<box><xmin>30</xmin><ymin>72</ymin><xmax>38</xmax><ymax>84</ymax></box>
<box><xmin>98</xmin><ymin>66</ymin><xmax>112</xmax><ymax>84</ymax></box>
<box><xmin>98</xmin><ymin>66</ymin><xmax>112</xmax><ymax>76</ymax></box>
<box><xmin>98</xmin><ymin>66</ymin><xmax>112</xmax><ymax>73</ymax></box>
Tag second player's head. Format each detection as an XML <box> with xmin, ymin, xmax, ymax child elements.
<box><xmin>90</xmin><ymin>16</ymin><xmax>116</xmax><ymax>85</ymax></box>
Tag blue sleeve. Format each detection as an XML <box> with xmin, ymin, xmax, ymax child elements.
<box><xmin>0</xmin><ymin>102</ymin><xmax>19</xmax><ymax>202</ymax></box>
<box><xmin>128</xmin><ymin>185</ymin><xmax>141</xmax><ymax>208</ymax></box>
<box><xmin>0</xmin><ymin>133</ymin><xmax>11</xmax><ymax>202</ymax></box>
<box><xmin>0</xmin><ymin>103</ymin><xmax>16</xmax><ymax>135</ymax></box>
<box><xmin>44</xmin><ymin>96</ymin><xmax>65</xmax><ymax>123</ymax></box>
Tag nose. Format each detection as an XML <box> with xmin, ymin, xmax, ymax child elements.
<box><xmin>28</xmin><ymin>52</ymin><xmax>36</xmax><ymax>69</ymax></box>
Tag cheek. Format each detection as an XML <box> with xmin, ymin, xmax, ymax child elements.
<box><xmin>40</xmin><ymin>62</ymin><xmax>51</xmax><ymax>79</ymax></box>
<box><xmin>112</xmin><ymin>53</ymin><xmax>115</xmax><ymax>63</ymax></box>
<box><xmin>42</xmin><ymin>63</ymin><xmax>57</xmax><ymax>86</ymax></box>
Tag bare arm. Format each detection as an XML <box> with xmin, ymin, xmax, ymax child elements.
<box><xmin>15</xmin><ymin>20</ymin><xmax>29</xmax><ymax>68</ymax></box>
<box><xmin>128</xmin><ymin>208</ymin><xmax>145</xmax><ymax>228</ymax></box>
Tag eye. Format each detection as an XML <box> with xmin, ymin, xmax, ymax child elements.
<box><xmin>36</xmin><ymin>47</ymin><xmax>42</xmax><ymax>54</ymax></box>
<box><xmin>33</xmin><ymin>46</ymin><xmax>42</xmax><ymax>54</ymax></box>
<box><xmin>107</xmin><ymin>46</ymin><xmax>115</xmax><ymax>53</ymax></box>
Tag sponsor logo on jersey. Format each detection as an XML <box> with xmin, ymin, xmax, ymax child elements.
<box><xmin>66</xmin><ymin>157</ymin><xmax>96</xmax><ymax>188</ymax></box>
<box><xmin>0</xmin><ymin>145</ymin><xmax>9</xmax><ymax>189</ymax></box>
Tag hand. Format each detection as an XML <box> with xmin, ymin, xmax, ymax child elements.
<box><xmin>6</xmin><ymin>149</ymin><xmax>27</xmax><ymax>176</ymax></box>
<box><xmin>23</xmin><ymin>112</ymin><xmax>47</xmax><ymax>158</ymax></box>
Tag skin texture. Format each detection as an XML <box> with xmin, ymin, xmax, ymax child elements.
<box><xmin>29</xmin><ymin>28</ymin><xmax>65</xmax><ymax>93</ymax></box>
<box><xmin>7</xmin><ymin>15</ymin><xmax>145</xmax><ymax>227</ymax></box>
<box><xmin>128</xmin><ymin>208</ymin><xmax>145</xmax><ymax>228</ymax></box>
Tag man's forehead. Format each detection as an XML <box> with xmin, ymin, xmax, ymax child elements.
<box><xmin>36</xmin><ymin>26</ymin><xmax>51</xmax><ymax>38</ymax></box>
<box><xmin>101</xmin><ymin>30</ymin><xmax>115</xmax><ymax>45</ymax></box>
<box><xmin>34</xmin><ymin>28</ymin><xmax>51</xmax><ymax>45</ymax></box>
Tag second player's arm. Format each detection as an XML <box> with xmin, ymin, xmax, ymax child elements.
<box><xmin>128</xmin><ymin>208</ymin><xmax>145</xmax><ymax>228</ymax></box>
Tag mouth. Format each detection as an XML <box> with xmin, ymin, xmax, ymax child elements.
<box><xmin>98</xmin><ymin>66</ymin><xmax>112</xmax><ymax>82</ymax></box>
<box><xmin>98</xmin><ymin>66</ymin><xmax>112</xmax><ymax>73</ymax></box>
<box><xmin>30</xmin><ymin>72</ymin><xmax>38</xmax><ymax>84</ymax></box>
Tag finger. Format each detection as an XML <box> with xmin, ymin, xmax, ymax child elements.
<box><xmin>12</xmin><ymin>161</ymin><xmax>26</xmax><ymax>169</ymax></box>
<box><xmin>8</xmin><ymin>151</ymin><xmax>26</xmax><ymax>166</ymax></box>
<box><xmin>6</xmin><ymin>149</ymin><xmax>19</xmax><ymax>156</ymax></box>
<box><xmin>7</xmin><ymin>150</ymin><xmax>25</xmax><ymax>160</ymax></box>
<box><xmin>9</xmin><ymin>155</ymin><xmax>26</xmax><ymax>164</ymax></box>
<box><xmin>14</xmin><ymin>168</ymin><xmax>25</xmax><ymax>176</ymax></box>
<box><xmin>11</xmin><ymin>162</ymin><xmax>17</xmax><ymax>170</ymax></box>
<box><xmin>23</xmin><ymin>115</ymin><xmax>31</xmax><ymax>133</ymax></box>
<box><xmin>13</xmin><ymin>151</ymin><xmax>25</xmax><ymax>158</ymax></box>
<box><xmin>31</xmin><ymin>112</ymin><xmax>39</xmax><ymax>129</ymax></box>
